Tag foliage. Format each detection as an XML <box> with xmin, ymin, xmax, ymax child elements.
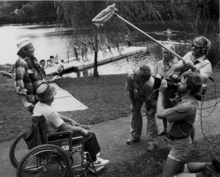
<box><xmin>55</xmin><ymin>1</ymin><xmax>162</xmax><ymax>76</ymax></box>
<box><xmin>169</xmin><ymin>0</ymin><xmax>220</xmax><ymax>66</ymax></box>
<box><xmin>0</xmin><ymin>1</ymin><xmax>56</xmax><ymax>24</ymax></box>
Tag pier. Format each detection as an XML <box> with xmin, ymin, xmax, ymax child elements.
<box><xmin>45</xmin><ymin>46</ymin><xmax>148</xmax><ymax>75</ymax></box>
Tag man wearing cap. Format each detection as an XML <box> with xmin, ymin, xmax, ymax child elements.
<box><xmin>33</xmin><ymin>82</ymin><xmax>109</xmax><ymax>168</ymax></box>
<box><xmin>125</xmin><ymin>65</ymin><xmax>158</xmax><ymax>151</ymax></box>
<box><xmin>15</xmin><ymin>37</ymin><xmax>45</xmax><ymax>113</ymax></box>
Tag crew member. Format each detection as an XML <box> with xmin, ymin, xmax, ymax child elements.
<box><xmin>157</xmin><ymin>71</ymin><xmax>202</xmax><ymax>177</ymax></box>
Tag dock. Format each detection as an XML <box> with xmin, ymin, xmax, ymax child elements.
<box><xmin>45</xmin><ymin>46</ymin><xmax>148</xmax><ymax>75</ymax></box>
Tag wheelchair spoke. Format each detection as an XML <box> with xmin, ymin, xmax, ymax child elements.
<box><xmin>9</xmin><ymin>132</ymin><xmax>29</xmax><ymax>168</ymax></box>
<box><xmin>18</xmin><ymin>146</ymin><xmax>70</xmax><ymax>177</ymax></box>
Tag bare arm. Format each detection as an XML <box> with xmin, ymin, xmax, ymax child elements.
<box><xmin>59</xmin><ymin>114</ymin><xmax>79</xmax><ymax>126</ymax></box>
<box><xmin>157</xmin><ymin>80</ymin><xmax>167</xmax><ymax>118</ymax></box>
<box><xmin>59</xmin><ymin>122</ymin><xmax>88</xmax><ymax>135</ymax></box>
<box><xmin>174</xmin><ymin>60</ymin><xmax>186</xmax><ymax>72</ymax></box>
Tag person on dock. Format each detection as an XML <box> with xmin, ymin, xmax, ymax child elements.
<box><xmin>125</xmin><ymin>65</ymin><xmax>158</xmax><ymax>151</ymax></box>
<box><xmin>82</xmin><ymin>42</ymin><xmax>89</xmax><ymax>62</ymax></box>
<box><xmin>15</xmin><ymin>37</ymin><xmax>45</xmax><ymax>113</ymax></box>
<box><xmin>125</xmin><ymin>32</ymin><xmax>132</xmax><ymax>47</ymax></box>
<box><xmin>73</xmin><ymin>45</ymin><xmax>79</xmax><ymax>61</ymax></box>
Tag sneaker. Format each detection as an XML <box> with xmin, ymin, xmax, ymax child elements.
<box><xmin>96</xmin><ymin>152</ymin><xmax>100</xmax><ymax>157</ymax></box>
<box><xmin>90</xmin><ymin>157</ymin><xmax>109</xmax><ymax>167</ymax></box>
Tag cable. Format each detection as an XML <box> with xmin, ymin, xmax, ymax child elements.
<box><xmin>197</xmin><ymin>80</ymin><xmax>218</xmax><ymax>118</ymax></box>
<box><xmin>199</xmin><ymin>96</ymin><xmax>220</xmax><ymax>145</ymax></box>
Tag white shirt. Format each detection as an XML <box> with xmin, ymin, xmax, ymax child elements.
<box><xmin>183</xmin><ymin>51</ymin><xmax>212</xmax><ymax>80</ymax></box>
<box><xmin>34</xmin><ymin>102</ymin><xmax>64</xmax><ymax>133</ymax></box>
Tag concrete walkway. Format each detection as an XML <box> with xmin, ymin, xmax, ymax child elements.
<box><xmin>1</xmin><ymin>99</ymin><xmax>220</xmax><ymax>176</ymax></box>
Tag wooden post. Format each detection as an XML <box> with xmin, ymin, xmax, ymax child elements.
<box><xmin>93</xmin><ymin>25</ymin><xmax>99</xmax><ymax>77</ymax></box>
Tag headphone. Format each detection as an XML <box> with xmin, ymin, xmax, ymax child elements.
<box><xmin>200</xmin><ymin>37</ymin><xmax>208</xmax><ymax>54</ymax></box>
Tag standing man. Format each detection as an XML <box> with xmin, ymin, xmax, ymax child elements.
<box><xmin>174</xmin><ymin>36</ymin><xmax>212</xmax><ymax>84</ymax></box>
<box><xmin>125</xmin><ymin>32</ymin><xmax>132</xmax><ymax>47</ymax></box>
<box><xmin>125</xmin><ymin>65</ymin><xmax>158</xmax><ymax>151</ymax></box>
<box><xmin>15</xmin><ymin>37</ymin><xmax>45</xmax><ymax>113</ymax></box>
<box><xmin>157</xmin><ymin>71</ymin><xmax>202</xmax><ymax>177</ymax></box>
<box><xmin>154</xmin><ymin>44</ymin><xmax>179</xmax><ymax>136</ymax></box>
<box><xmin>73</xmin><ymin>45</ymin><xmax>79</xmax><ymax>61</ymax></box>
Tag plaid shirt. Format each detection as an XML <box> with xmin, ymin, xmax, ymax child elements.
<box><xmin>15</xmin><ymin>57</ymin><xmax>45</xmax><ymax>105</ymax></box>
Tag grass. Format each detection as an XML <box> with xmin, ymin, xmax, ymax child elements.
<box><xmin>0</xmin><ymin>66</ymin><xmax>220</xmax><ymax>176</ymax></box>
<box><xmin>99</xmin><ymin>135</ymin><xmax>220</xmax><ymax>177</ymax></box>
<box><xmin>1</xmin><ymin>68</ymin><xmax>220</xmax><ymax>142</ymax></box>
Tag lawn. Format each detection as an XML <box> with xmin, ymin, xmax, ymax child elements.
<box><xmin>0</xmin><ymin>68</ymin><xmax>220</xmax><ymax>142</ymax></box>
<box><xmin>0</xmin><ymin>67</ymin><xmax>220</xmax><ymax>176</ymax></box>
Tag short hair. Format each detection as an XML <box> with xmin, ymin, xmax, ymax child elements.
<box><xmin>182</xmin><ymin>71</ymin><xmax>202</xmax><ymax>95</ymax></box>
<box><xmin>193</xmin><ymin>36</ymin><xmax>211</xmax><ymax>55</ymax></box>
<box><xmin>138</xmin><ymin>65</ymin><xmax>152</xmax><ymax>81</ymax></box>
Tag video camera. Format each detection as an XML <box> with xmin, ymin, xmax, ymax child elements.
<box><xmin>153</xmin><ymin>74</ymin><xmax>180</xmax><ymax>93</ymax></box>
<box><xmin>153</xmin><ymin>74</ymin><xmax>206</xmax><ymax>101</ymax></box>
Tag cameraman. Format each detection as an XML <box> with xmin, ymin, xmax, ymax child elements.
<box><xmin>174</xmin><ymin>36</ymin><xmax>212</xmax><ymax>84</ymax></box>
<box><xmin>157</xmin><ymin>71</ymin><xmax>202</xmax><ymax>177</ymax></box>
<box><xmin>125</xmin><ymin>65</ymin><xmax>158</xmax><ymax>151</ymax></box>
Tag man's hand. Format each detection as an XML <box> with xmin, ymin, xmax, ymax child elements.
<box><xmin>24</xmin><ymin>102</ymin><xmax>34</xmax><ymax>113</ymax></box>
<box><xmin>159</xmin><ymin>79</ymin><xmax>168</xmax><ymax>93</ymax></box>
<box><xmin>70</xmin><ymin>120</ymin><xmax>79</xmax><ymax>126</ymax></box>
<box><xmin>185</xmin><ymin>61</ymin><xmax>195</xmax><ymax>70</ymax></box>
<box><xmin>81</xmin><ymin>128</ymin><xmax>89</xmax><ymax>136</ymax></box>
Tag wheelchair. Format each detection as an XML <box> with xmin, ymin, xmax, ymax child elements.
<box><xmin>10</xmin><ymin>114</ymin><xmax>98</xmax><ymax>177</ymax></box>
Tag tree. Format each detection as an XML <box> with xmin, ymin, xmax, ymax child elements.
<box><xmin>55</xmin><ymin>1</ymin><xmax>162</xmax><ymax>77</ymax></box>
<box><xmin>169</xmin><ymin>0</ymin><xmax>219</xmax><ymax>66</ymax></box>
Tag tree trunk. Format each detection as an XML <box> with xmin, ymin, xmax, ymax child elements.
<box><xmin>93</xmin><ymin>25</ymin><xmax>99</xmax><ymax>77</ymax></box>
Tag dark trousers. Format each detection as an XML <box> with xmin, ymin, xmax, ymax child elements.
<box><xmin>84</xmin><ymin>132</ymin><xmax>101</xmax><ymax>162</ymax></box>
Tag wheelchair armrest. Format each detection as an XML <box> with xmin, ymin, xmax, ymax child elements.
<box><xmin>48</xmin><ymin>130</ymin><xmax>73</xmax><ymax>138</ymax></box>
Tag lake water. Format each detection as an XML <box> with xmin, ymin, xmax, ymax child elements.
<box><xmin>0</xmin><ymin>22</ymin><xmax>189</xmax><ymax>76</ymax></box>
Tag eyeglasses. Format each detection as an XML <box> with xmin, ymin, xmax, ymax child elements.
<box><xmin>192</xmin><ymin>44</ymin><xmax>203</xmax><ymax>49</ymax></box>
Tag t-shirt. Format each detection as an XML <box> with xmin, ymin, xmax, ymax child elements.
<box><xmin>33</xmin><ymin>102</ymin><xmax>64</xmax><ymax>133</ymax></box>
<box><xmin>154</xmin><ymin>57</ymin><xmax>178</xmax><ymax>79</ymax></box>
<box><xmin>125</xmin><ymin>74</ymin><xmax>155</xmax><ymax>101</ymax></box>
<box><xmin>183</xmin><ymin>51</ymin><xmax>212</xmax><ymax>80</ymax></box>
<box><xmin>162</xmin><ymin>96</ymin><xmax>197</xmax><ymax>137</ymax></box>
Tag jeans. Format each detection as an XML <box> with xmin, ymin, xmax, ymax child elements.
<box><xmin>130</xmin><ymin>98</ymin><xmax>158</xmax><ymax>144</ymax></box>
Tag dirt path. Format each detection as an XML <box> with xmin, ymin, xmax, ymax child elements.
<box><xmin>1</xmin><ymin>99</ymin><xmax>220</xmax><ymax>177</ymax></box>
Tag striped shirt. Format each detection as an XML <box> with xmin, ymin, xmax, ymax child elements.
<box><xmin>15</xmin><ymin>57</ymin><xmax>44</xmax><ymax>104</ymax></box>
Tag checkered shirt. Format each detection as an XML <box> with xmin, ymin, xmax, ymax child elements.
<box><xmin>15</xmin><ymin>57</ymin><xmax>45</xmax><ymax>104</ymax></box>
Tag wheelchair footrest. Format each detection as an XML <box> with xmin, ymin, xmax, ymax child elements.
<box><xmin>88</xmin><ymin>165</ymin><xmax>105</xmax><ymax>174</ymax></box>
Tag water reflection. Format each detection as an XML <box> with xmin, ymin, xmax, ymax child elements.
<box><xmin>1</xmin><ymin>23</ymin><xmax>190</xmax><ymax>77</ymax></box>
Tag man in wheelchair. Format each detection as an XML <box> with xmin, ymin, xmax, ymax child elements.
<box><xmin>33</xmin><ymin>82</ymin><xmax>109</xmax><ymax>169</ymax></box>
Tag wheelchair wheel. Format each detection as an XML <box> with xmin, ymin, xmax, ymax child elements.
<box><xmin>17</xmin><ymin>144</ymin><xmax>70</xmax><ymax>177</ymax></box>
<box><xmin>9</xmin><ymin>132</ymin><xmax>29</xmax><ymax>168</ymax></box>
<box><xmin>71</xmin><ymin>169</ymin><xmax>87</xmax><ymax>177</ymax></box>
